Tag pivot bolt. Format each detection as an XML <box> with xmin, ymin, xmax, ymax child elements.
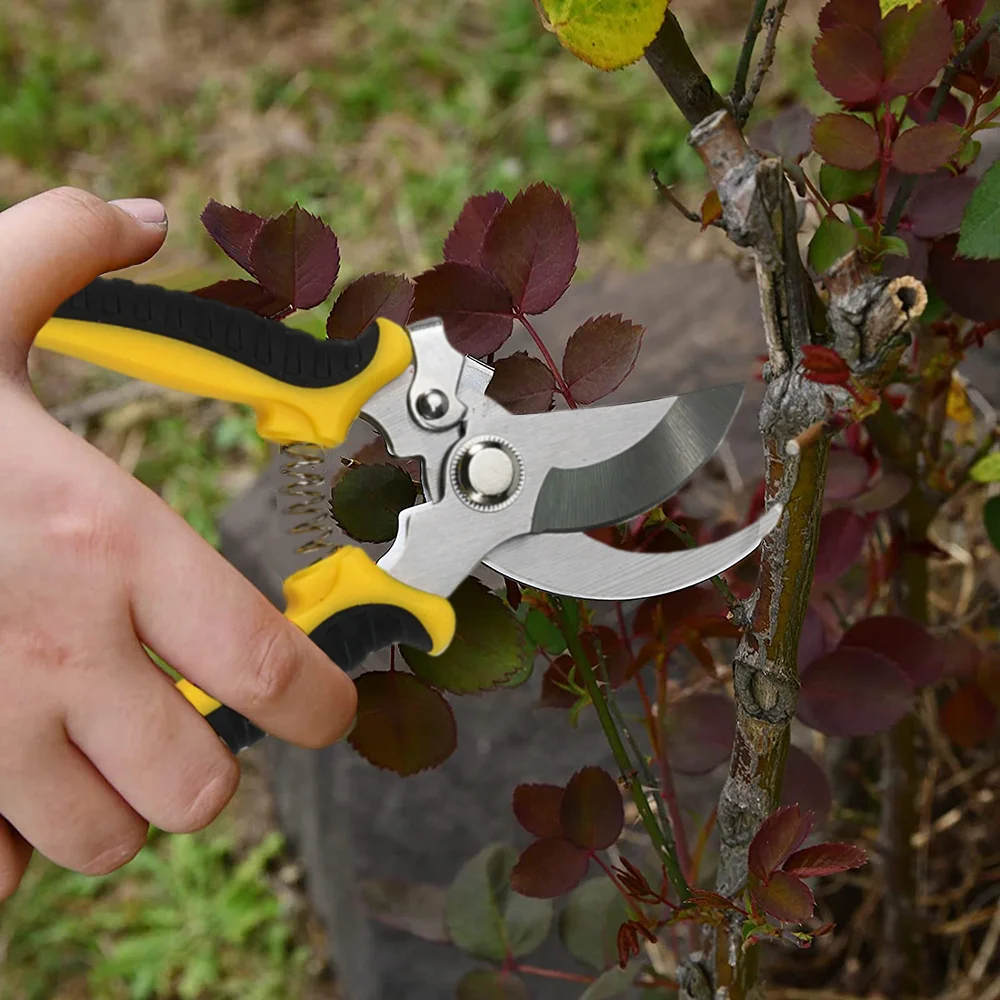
<box><xmin>451</xmin><ymin>437</ymin><xmax>523</xmax><ymax>511</ymax></box>
<box><xmin>415</xmin><ymin>389</ymin><xmax>449</xmax><ymax>421</ymax></box>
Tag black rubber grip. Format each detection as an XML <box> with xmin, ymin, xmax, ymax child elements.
<box><xmin>53</xmin><ymin>277</ymin><xmax>381</xmax><ymax>388</ymax></box>
<box><xmin>204</xmin><ymin>605</ymin><xmax>432</xmax><ymax>755</ymax></box>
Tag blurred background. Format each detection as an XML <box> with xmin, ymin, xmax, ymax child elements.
<box><xmin>0</xmin><ymin>1</ymin><xmax>828</xmax><ymax>997</ymax></box>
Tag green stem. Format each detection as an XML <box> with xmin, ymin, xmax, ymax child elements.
<box><xmin>552</xmin><ymin>597</ymin><xmax>691</xmax><ymax>902</ymax></box>
<box><xmin>732</xmin><ymin>0</ymin><xmax>769</xmax><ymax>107</ymax></box>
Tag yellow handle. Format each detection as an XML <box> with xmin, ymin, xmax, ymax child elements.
<box><xmin>175</xmin><ymin>547</ymin><xmax>456</xmax><ymax>753</ymax></box>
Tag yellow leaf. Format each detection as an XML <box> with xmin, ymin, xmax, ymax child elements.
<box><xmin>880</xmin><ymin>0</ymin><xmax>920</xmax><ymax>11</ymax></box>
<box><xmin>539</xmin><ymin>0</ymin><xmax>670</xmax><ymax>71</ymax></box>
<box><xmin>700</xmin><ymin>189</ymin><xmax>722</xmax><ymax>231</ymax></box>
<box><xmin>946</xmin><ymin>377</ymin><xmax>974</xmax><ymax>427</ymax></box>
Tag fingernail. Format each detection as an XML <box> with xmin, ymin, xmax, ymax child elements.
<box><xmin>108</xmin><ymin>198</ymin><xmax>167</xmax><ymax>226</ymax></box>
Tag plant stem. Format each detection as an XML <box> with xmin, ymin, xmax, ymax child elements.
<box><xmin>553</xmin><ymin>597</ymin><xmax>691</xmax><ymax>902</ymax></box>
<box><xmin>645</xmin><ymin>12</ymin><xmax>726</xmax><ymax>126</ymax></box>
<box><xmin>731</xmin><ymin>0</ymin><xmax>769</xmax><ymax>108</ymax></box>
<box><xmin>516</xmin><ymin>965</ymin><xmax>595</xmax><ymax>984</ymax></box>
<box><xmin>517</xmin><ymin>310</ymin><xmax>578</xmax><ymax>408</ymax></box>
<box><xmin>743</xmin><ymin>0</ymin><xmax>789</xmax><ymax>120</ymax></box>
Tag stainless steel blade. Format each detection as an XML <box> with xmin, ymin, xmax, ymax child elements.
<box><xmin>483</xmin><ymin>503</ymin><xmax>783</xmax><ymax>600</ymax></box>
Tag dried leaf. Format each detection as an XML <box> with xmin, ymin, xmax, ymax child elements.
<box><xmin>538</xmin><ymin>0</ymin><xmax>671</xmax><ymax>71</ymax></box>
<box><xmin>839</xmin><ymin>614</ymin><xmax>945</xmax><ymax>687</ymax></box>
<box><xmin>200</xmin><ymin>199</ymin><xmax>266</xmax><ymax>276</ymax></box>
<box><xmin>780</xmin><ymin>746</ymin><xmax>834</xmax><ymax>825</ymax></box>
<box><xmin>813</xmin><ymin>508</ymin><xmax>870</xmax><ymax>585</ymax></box>
<box><xmin>852</xmin><ymin>471</ymin><xmax>913</xmax><ymax>511</ymax></box>
<box><xmin>446</xmin><ymin>844</ymin><xmax>553</xmax><ymax>961</ymax></box>
<box><xmin>330</xmin><ymin>463</ymin><xmax>418</xmax><ymax>543</ymax></box>
<box><xmin>939</xmin><ymin>682</ymin><xmax>998</xmax><ymax>747</ymax></box>
<box><xmin>700</xmin><ymin>189</ymin><xmax>722</xmax><ymax>230</ymax></box>
<box><xmin>958</xmin><ymin>161</ymin><xmax>1000</xmax><ymax>259</ymax></box>
<box><xmin>481</xmin><ymin>183</ymin><xmax>578</xmax><ymax>314</ymax></box>
<box><xmin>361</xmin><ymin>877</ymin><xmax>448</xmax><ymax>943</ymax></box>
<box><xmin>560</xmin><ymin>766</ymin><xmax>625</xmax><ymax>851</ymax></box>
<box><xmin>326</xmin><ymin>272</ymin><xmax>414</xmax><ymax>340</ymax></box>
<box><xmin>559</xmin><ymin>878</ymin><xmax>629</xmax><ymax>971</ymax></box>
<box><xmin>809</xmin><ymin>217</ymin><xmax>861</xmax><ymax>275</ymax></box>
<box><xmin>348</xmin><ymin>671</ymin><xmax>457</xmax><ymax>775</ymax></box>
<box><xmin>663</xmin><ymin>692</ymin><xmax>736</xmax><ymax>775</ymax></box>
<box><xmin>929</xmin><ymin>234</ymin><xmax>1000</xmax><ymax>321</ymax></box>
<box><xmin>813</xmin><ymin>113</ymin><xmax>881</xmax><ymax>170</ymax></box>
<box><xmin>486</xmin><ymin>352</ymin><xmax>556</xmax><ymax>414</ymax></box>
<box><xmin>249</xmin><ymin>204</ymin><xmax>340</xmax><ymax>309</ymax></box>
<box><xmin>191</xmin><ymin>279</ymin><xmax>291</xmax><ymax>320</ymax></box>
<box><xmin>512</xmin><ymin>784</ymin><xmax>565</xmax><ymax>840</ymax></box>
<box><xmin>402</xmin><ymin>579</ymin><xmax>530</xmax><ymax>694</ymax></box>
<box><xmin>444</xmin><ymin>191</ymin><xmax>509</xmax><ymax>266</ymax></box>
<box><xmin>880</xmin><ymin>2</ymin><xmax>953</xmax><ymax>99</ymax></box>
<box><xmin>798</xmin><ymin>647</ymin><xmax>913</xmax><ymax>736</ymax></box>
<box><xmin>783</xmin><ymin>842</ymin><xmax>868</xmax><ymax>877</ymax></box>
<box><xmin>411</xmin><ymin>262</ymin><xmax>514</xmax><ymax>356</ymax></box>
<box><xmin>748</xmin><ymin>805</ymin><xmax>815</xmax><ymax>882</ymax></box>
<box><xmin>751</xmin><ymin>871</ymin><xmax>816</xmax><ymax>923</ymax></box>
<box><xmin>562</xmin><ymin>314</ymin><xmax>644</xmax><ymax>404</ymax></box>
<box><xmin>457</xmin><ymin>970</ymin><xmax>530</xmax><ymax>1000</ymax></box>
<box><xmin>813</xmin><ymin>25</ymin><xmax>885</xmax><ymax>103</ymax></box>
<box><xmin>891</xmin><ymin>123</ymin><xmax>963</xmax><ymax>175</ymax></box>
<box><xmin>510</xmin><ymin>837</ymin><xmax>590</xmax><ymax>898</ymax></box>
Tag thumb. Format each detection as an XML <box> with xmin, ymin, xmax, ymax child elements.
<box><xmin>0</xmin><ymin>187</ymin><xmax>168</xmax><ymax>372</ymax></box>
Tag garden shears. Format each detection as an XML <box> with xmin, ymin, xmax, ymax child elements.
<box><xmin>35</xmin><ymin>279</ymin><xmax>781</xmax><ymax>754</ymax></box>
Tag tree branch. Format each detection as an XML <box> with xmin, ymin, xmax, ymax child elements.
<box><xmin>731</xmin><ymin>0</ymin><xmax>769</xmax><ymax>110</ymax></box>
<box><xmin>645</xmin><ymin>12</ymin><xmax>726</xmax><ymax>126</ymax></box>
<box><xmin>741</xmin><ymin>0</ymin><xmax>789</xmax><ymax>123</ymax></box>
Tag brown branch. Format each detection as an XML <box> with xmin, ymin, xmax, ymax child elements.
<box><xmin>741</xmin><ymin>0</ymin><xmax>789</xmax><ymax>123</ymax></box>
<box><xmin>645</xmin><ymin>12</ymin><xmax>727</xmax><ymax>127</ymax></box>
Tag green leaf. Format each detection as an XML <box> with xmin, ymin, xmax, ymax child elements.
<box><xmin>445</xmin><ymin>844</ymin><xmax>553</xmax><ymax>962</ymax></box>
<box><xmin>878</xmin><ymin>235</ymin><xmax>910</xmax><ymax>258</ymax></box>
<box><xmin>456</xmin><ymin>970</ymin><xmax>530</xmax><ymax>1000</ymax></box>
<box><xmin>579</xmin><ymin>962</ymin><xmax>642</xmax><ymax>999</ymax></box>
<box><xmin>819</xmin><ymin>163</ymin><xmax>880</xmax><ymax>204</ymax></box>
<box><xmin>559</xmin><ymin>878</ymin><xmax>630</xmax><ymax>971</ymax></box>
<box><xmin>539</xmin><ymin>0</ymin><xmax>670</xmax><ymax>70</ymax></box>
<box><xmin>958</xmin><ymin>161</ymin><xmax>1000</xmax><ymax>260</ymax></box>
<box><xmin>970</xmin><ymin>451</ymin><xmax>1000</xmax><ymax>482</ymax></box>
<box><xmin>956</xmin><ymin>137</ymin><xmax>983</xmax><ymax>170</ymax></box>
<box><xmin>402</xmin><ymin>579</ymin><xmax>531</xmax><ymax>693</ymax></box>
<box><xmin>985</xmin><ymin>496</ymin><xmax>1000</xmax><ymax>551</ymax></box>
<box><xmin>808</xmin><ymin>216</ymin><xmax>859</xmax><ymax>275</ymax></box>
<box><xmin>330</xmin><ymin>463</ymin><xmax>418</xmax><ymax>543</ymax></box>
<box><xmin>525</xmin><ymin>607</ymin><xmax>567</xmax><ymax>655</ymax></box>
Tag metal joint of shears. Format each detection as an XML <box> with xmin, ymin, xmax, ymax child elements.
<box><xmin>35</xmin><ymin>279</ymin><xmax>782</xmax><ymax>755</ymax></box>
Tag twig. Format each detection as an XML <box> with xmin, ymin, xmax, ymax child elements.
<box><xmin>47</xmin><ymin>378</ymin><xmax>177</xmax><ymax>425</ymax></box>
<box><xmin>651</xmin><ymin>170</ymin><xmax>702</xmax><ymax>224</ymax></box>
<box><xmin>731</xmin><ymin>0</ymin><xmax>769</xmax><ymax>109</ymax></box>
<box><xmin>885</xmin><ymin>11</ymin><xmax>1000</xmax><ymax>235</ymax></box>
<box><xmin>741</xmin><ymin>0</ymin><xmax>789</xmax><ymax>122</ymax></box>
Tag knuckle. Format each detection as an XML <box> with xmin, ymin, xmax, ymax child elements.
<box><xmin>242</xmin><ymin>619</ymin><xmax>304</xmax><ymax>712</ymax></box>
<box><xmin>78</xmin><ymin>821</ymin><xmax>148</xmax><ymax>876</ymax></box>
<box><xmin>44</xmin><ymin>491</ymin><xmax>125</xmax><ymax>565</ymax></box>
<box><xmin>45</xmin><ymin>187</ymin><xmax>119</xmax><ymax>247</ymax></box>
<box><xmin>170</xmin><ymin>758</ymin><xmax>239</xmax><ymax>834</ymax></box>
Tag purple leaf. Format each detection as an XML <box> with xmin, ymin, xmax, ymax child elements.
<box><xmin>751</xmin><ymin>871</ymin><xmax>816</xmax><ymax>923</ymax></box>
<box><xmin>929</xmin><ymin>234</ymin><xmax>1000</xmax><ymax>322</ymax></box>
<box><xmin>813</xmin><ymin>25</ymin><xmax>884</xmax><ymax>105</ymax></box>
<box><xmin>510</xmin><ymin>838</ymin><xmax>590</xmax><ymax>899</ymax></box>
<box><xmin>249</xmin><ymin>205</ymin><xmax>341</xmax><ymax>309</ymax></box>
<box><xmin>813</xmin><ymin>113</ymin><xmax>881</xmax><ymax>170</ymax></box>
<box><xmin>780</xmin><ymin>746</ymin><xmax>834</xmax><ymax>826</ymax></box>
<box><xmin>797</xmin><ymin>607</ymin><xmax>832</xmax><ymax>672</ymax></box>
<box><xmin>200</xmin><ymin>199</ymin><xmax>266</xmax><ymax>277</ymax></box>
<box><xmin>818</xmin><ymin>0</ymin><xmax>881</xmax><ymax>36</ymax></box>
<box><xmin>783</xmin><ymin>842</ymin><xmax>868</xmax><ymax>878</ymax></box>
<box><xmin>812</xmin><ymin>508</ymin><xmax>870</xmax><ymax>586</ymax></box>
<box><xmin>411</xmin><ymin>262</ymin><xmax>515</xmax><ymax>356</ymax></box>
<box><xmin>191</xmin><ymin>279</ymin><xmax>292</xmax><ymax>320</ymax></box>
<box><xmin>326</xmin><ymin>272</ymin><xmax>415</xmax><ymax>340</ymax></box>
<box><xmin>749</xmin><ymin>105</ymin><xmax>817</xmax><ymax>162</ymax></box>
<box><xmin>881</xmin><ymin>229</ymin><xmax>929</xmax><ymax>281</ymax></box>
<box><xmin>906</xmin><ymin>87</ymin><xmax>967</xmax><ymax>127</ymax></box>
<box><xmin>481</xmin><ymin>183</ymin><xmax>579</xmax><ymax>314</ymax></box>
<box><xmin>663</xmin><ymin>692</ymin><xmax>736</xmax><ymax>775</ymax></box>
<box><xmin>880</xmin><ymin>2</ymin><xmax>953</xmax><ymax>100</ymax></box>
<box><xmin>891</xmin><ymin>123</ymin><xmax>963</xmax><ymax>175</ymax></box>
<box><xmin>486</xmin><ymin>352</ymin><xmax>557</xmax><ymax>414</ymax></box>
<box><xmin>797</xmin><ymin>647</ymin><xmax>913</xmax><ymax>736</ymax></box>
<box><xmin>825</xmin><ymin>449</ymin><xmax>871</xmax><ymax>501</ymax></box>
<box><xmin>562</xmin><ymin>314</ymin><xmax>644</xmax><ymax>404</ymax></box>
<box><xmin>908</xmin><ymin>174</ymin><xmax>978</xmax><ymax>238</ymax></box>
<box><xmin>839</xmin><ymin>614</ymin><xmax>945</xmax><ymax>687</ymax></box>
<box><xmin>748</xmin><ymin>804</ymin><xmax>815</xmax><ymax>881</ymax></box>
<box><xmin>444</xmin><ymin>191</ymin><xmax>509</xmax><ymax>266</ymax></box>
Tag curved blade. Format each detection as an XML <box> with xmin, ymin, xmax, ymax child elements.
<box><xmin>524</xmin><ymin>383</ymin><xmax>744</xmax><ymax>533</ymax></box>
<box><xmin>483</xmin><ymin>504</ymin><xmax>782</xmax><ymax>600</ymax></box>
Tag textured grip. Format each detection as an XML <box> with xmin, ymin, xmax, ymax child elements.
<box><xmin>201</xmin><ymin>607</ymin><xmax>431</xmax><ymax>754</ymax></box>
<box><xmin>52</xmin><ymin>277</ymin><xmax>380</xmax><ymax>388</ymax></box>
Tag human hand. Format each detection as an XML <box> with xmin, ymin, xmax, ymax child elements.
<box><xmin>0</xmin><ymin>188</ymin><xmax>357</xmax><ymax>899</ymax></box>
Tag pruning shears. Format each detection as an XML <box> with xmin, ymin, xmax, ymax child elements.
<box><xmin>35</xmin><ymin>278</ymin><xmax>781</xmax><ymax>754</ymax></box>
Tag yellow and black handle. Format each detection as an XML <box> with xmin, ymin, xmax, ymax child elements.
<box><xmin>36</xmin><ymin>278</ymin><xmax>457</xmax><ymax>754</ymax></box>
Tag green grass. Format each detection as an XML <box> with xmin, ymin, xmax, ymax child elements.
<box><xmin>0</xmin><ymin>828</ymin><xmax>317</xmax><ymax>1000</ymax></box>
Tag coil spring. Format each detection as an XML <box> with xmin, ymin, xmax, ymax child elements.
<box><xmin>279</xmin><ymin>442</ymin><xmax>338</xmax><ymax>557</ymax></box>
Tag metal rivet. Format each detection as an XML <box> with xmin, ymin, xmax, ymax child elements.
<box><xmin>415</xmin><ymin>389</ymin><xmax>449</xmax><ymax>420</ymax></box>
